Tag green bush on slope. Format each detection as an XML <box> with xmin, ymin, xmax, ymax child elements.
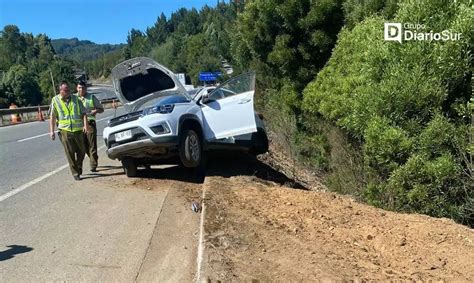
<box><xmin>303</xmin><ymin>0</ymin><xmax>473</xmax><ymax>224</ymax></box>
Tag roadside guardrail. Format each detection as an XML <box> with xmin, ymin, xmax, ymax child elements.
<box><xmin>0</xmin><ymin>98</ymin><xmax>122</xmax><ymax>127</ymax></box>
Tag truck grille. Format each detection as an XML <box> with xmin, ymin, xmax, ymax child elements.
<box><xmin>108</xmin><ymin>110</ymin><xmax>143</xmax><ymax>127</ymax></box>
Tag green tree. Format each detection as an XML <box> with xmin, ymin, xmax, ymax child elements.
<box><xmin>168</xmin><ymin>8</ymin><xmax>201</xmax><ymax>36</ymax></box>
<box><xmin>118</xmin><ymin>2</ymin><xmax>239</xmax><ymax>85</ymax></box>
<box><xmin>343</xmin><ymin>0</ymin><xmax>399</xmax><ymax>29</ymax></box>
<box><xmin>36</xmin><ymin>34</ymin><xmax>55</xmax><ymax>63</ymax></box>
<box><xmin>38</xmin><ymin>60</ymin><xmax>76</xmax><ymax>103</ymax></box>
<box><xmin>230</xmin><ymin>0</ymin><xmax>344</xmax><ymax>92</ymax></box>
<box><xmin>201</xmin><ymin>2</ymin><xmax>237</xmax><ymax>61</ymax></box>
<box><xmin>24</xmin><ymin>33</ymin><xmax>39</xmax><ymax>60</ymax></box>
<box><xmin>0</xmin><ymin>25</ymin><xmax>78</xmax><ymax>105</ymax></box>
<box><xmin>228</xmin><ymin>0</ymin><xmax>346</xmax><ymax>183</ymax></box>
<box><xmin>150</xmin><ymin>38</ymin><xmax>175</xmax><ymax>69</ymax></box>
<box><xmin>146</xmin><ymin>13</ymin><xmax>170</xmax><ymax>45</ymax></box>
<box><xmin>0</xmin><ymin>82</ymin><xmax>8</xmax><ymax>108</ymax></box>
<box><xmin>0</xmin><ymin>25</ymin><xmax>27</xmax><ymax>69</ymax></box>
<box><xmin>82</xmin><ymin>47</ymin><xmax>126</xmax><ymax>78</ymax></box>
<box><xmin>122</xmin><ymin>45</ymin><xmax>131</xmax><ymax>60</ymax></box>
<box><xmin>127</xmin><ymin>29</ymin><xmax>150</xmax><ymax>57</ymax></box>
<box><xmin>3</xmin><ymin>64</ymin><xmax>42</xmax><ymax>106</ymax></box>
<box><xmin>184</xmin><ymin>33</ymin><xmax>222</xmax><ymax>83</ymax></box>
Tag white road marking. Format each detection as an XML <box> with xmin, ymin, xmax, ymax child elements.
<box><xmin>195</xmin><ymin>184</ymin><xmax>207</xmax><ymax>282</ymax></box>
<box><xmin>0</xmin><ymin>145</ymin><xmax>106</xmax><ymax>203</ymax></box>
<box><xmin>17</xmin><ymin>116</ymin><xmax>112</xmax><ymax>142</ymax></box>
<box><xmin>17</xmin><ymin>131</ymin><xmax>58</xmax><ymax>142</ymax></box>
<box><xmin>0</xmin><ymin>120</ymin><xmax>43</xmax><ymax>129</ymax></box>
<box><xmin>0</xmin><ymin>164</ymin><xmax>69</xmax><ymax>202</ymax></box>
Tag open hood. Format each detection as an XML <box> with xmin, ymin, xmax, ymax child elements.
<box><xmin>111</xmin><ymin>57</ymin><xmax>189</xmax><ymax>111</ymax></box>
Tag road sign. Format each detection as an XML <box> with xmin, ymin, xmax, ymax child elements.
<box><xmin>199</xmin><ymin>71</ymin><xmax>222</xmax><ymax>82</ymax></box>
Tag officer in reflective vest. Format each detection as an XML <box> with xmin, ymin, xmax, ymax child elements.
<box><xmin>76</xmin><ymin>81</ymin><xmax>104</xmax><ymax>172</ymax></box>
<box><xmin>49</xmin><ymin>81</ymin><xmax>89</xmax><ymax>181</ymax></box>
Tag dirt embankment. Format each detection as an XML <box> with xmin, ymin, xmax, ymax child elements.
<box><xmin>201</xmin><ymin>157</ymin><xmax>474</xmax><ymax>281</ymax></box>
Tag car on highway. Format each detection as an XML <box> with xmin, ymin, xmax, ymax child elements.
<box><xmin>103</xmin><ymin>57</ymin><xmax>268</xmax><ymax>177</ymax></box>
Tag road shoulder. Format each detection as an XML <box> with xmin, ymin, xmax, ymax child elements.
<box><xmin>200</xmin><ymin>174</ymin><xmax>474</xmax><ymax>281</ymax></box>
<box><xmin>135</xmin><ymin>174</ymin><xmax>201</xmax><ymax>282</ymax></box>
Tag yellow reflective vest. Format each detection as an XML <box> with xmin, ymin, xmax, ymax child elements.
<box><xmin>77</xmin><ymin>93</ymin><xmax>96</xmax><ymax>121</ymax></box>
<box><xmin>52</xmin><ymin>95</ymin><xmax>84</xmax><ymax>132</ymax></box>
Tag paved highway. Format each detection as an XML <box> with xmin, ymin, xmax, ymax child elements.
<box><xmin>0</xmin><ymin>96</ymin><xmax>122</xmax><ymax>196</ymax></box>
<box><xmin>0</xmin><ymin>86</ymin><xmax>200</xmax><ymax>281</ymax></box>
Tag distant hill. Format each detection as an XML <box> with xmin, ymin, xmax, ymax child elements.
<box><xmin>51</xmin><ymin>38</ymin><xmax>125</xmax><ymax>62</ymax></box>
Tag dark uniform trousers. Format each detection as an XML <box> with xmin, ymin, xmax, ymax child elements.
<box><xmin>84</xmin><ymin>120</ymin><xmax>98</xmax><ymax>169</ymax></box>
<box><xmin>59</xmin><ymin>130</ymin><xmax>86</xmax><ymax>176</ymax></box>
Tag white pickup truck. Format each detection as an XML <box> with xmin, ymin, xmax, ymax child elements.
<box><xmin>103</xmin><ymin>57</ymin><xmax>268</xmax><ymax>177</ymax></box>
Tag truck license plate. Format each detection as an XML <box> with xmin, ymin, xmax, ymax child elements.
<box><xmin>115</xmin><ymin>130</ymin><xmax>132</xmax><ymax>142</ymax></box>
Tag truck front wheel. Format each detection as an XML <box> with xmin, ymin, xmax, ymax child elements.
<box><xmin>122</xmin><ymin>157</ymin><xmax>137</xmax><ymax>177</ymax></box>
<box><xmin>179</xmin><ymin>128</ymin><xmax>202</xmax><ymax>168</ymax></box>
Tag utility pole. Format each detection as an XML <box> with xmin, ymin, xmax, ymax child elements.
<box><xmin>49</xmin><ymin>68</ymin><xmax>56</xmax><ymax>97</ymax></box>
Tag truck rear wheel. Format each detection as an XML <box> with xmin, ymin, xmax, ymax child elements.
<box><xmin>250</xmin><ymin>130</ymin><xmax>269</xmax><ymax>155</ymax></box>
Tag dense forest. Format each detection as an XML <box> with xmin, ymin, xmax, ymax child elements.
<box><xmin>1</xmin><ymin>0</ymin><xmax>472</xmax><ymax>225</ymax></box>
<box><xmin>0</xmin><ymin>29</ymin><xmax>125</xmax><ymax>107</ymax></box>
<box><xmin>84</xmin><ymin>2</ymin><xmax>244</xmax><ymax>82</ymax></box>
<box><xmin>51</xmin><ymin>38</ymin><xmax>125</xmax><ymax>62</ymax></box>
<box><xmin>0</xmin><ymin>25</ymin><xmax>78</xmax><ymax>107</ymax></box>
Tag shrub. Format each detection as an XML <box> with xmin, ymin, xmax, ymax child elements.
<box><xmin>303</xmin><ymin>0</ymin><xmax>473</xmax><ymax>225</ymax></box>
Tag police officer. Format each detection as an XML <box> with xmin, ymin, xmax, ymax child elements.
<box><xmin>49</xmin><ymin>81</ymin><xmax>89</xmax><ymax>180</ymax></box>
<box><xmin>76</xmin><ymin>81</ymin><xmax>104</xmax><ymax>172</ymax></box>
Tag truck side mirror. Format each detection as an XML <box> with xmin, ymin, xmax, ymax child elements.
<box><xmin>201</xmin><ymin>93</ymin><xmax>210</xmax><ymax>104</ymax></box>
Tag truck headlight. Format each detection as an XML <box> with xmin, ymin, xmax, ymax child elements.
<box><xmin>143</xmin><ymin>104</ymin><xmax>175</xmax><ymax>115</ymax></box>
